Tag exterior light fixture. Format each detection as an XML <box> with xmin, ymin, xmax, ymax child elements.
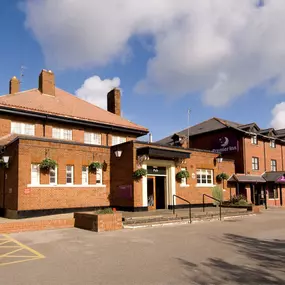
<box><xmin>2</xmin><ymin>156</ymin><xmax>9</xmax><ymax>164</ymax></box>
<box><xmin>114</xmin><ymin>150</ymin><xmax>123</xmax><ymax>158</ymax></box>
<box><xmin>215</xmin><ymin>155</ymin><xmax>223</xmax><ymax>164</ymax></box>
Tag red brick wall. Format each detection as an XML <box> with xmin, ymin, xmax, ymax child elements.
<box><xmin>17</xmin><ymin>139</ymin><xmax>111</xmax><ymax>211</ymax></box>
<box><xmin>175</xmin><ymin>150</ymin><xmax>235</xmax><ymax>205</ymax></box>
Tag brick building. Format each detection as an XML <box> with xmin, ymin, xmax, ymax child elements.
<box><xmin>0</xmin><ymin>71</ymin><xmax>234</xmax><ymax>218</ymax></box>
<box><xmin>158</xmin><ymin>117</ymin><xmax>285</xmax><ymax>207</ymax></box>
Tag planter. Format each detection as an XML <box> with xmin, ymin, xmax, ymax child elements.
<box><xmin>221</xmin><ymin>204</ymin><xmax>253</xmax><ymax>211</ymax></box>
<box><xmin>74</xmin><ymin>212</ymin><xmax>122</xmax><ymax>232</ymax></box>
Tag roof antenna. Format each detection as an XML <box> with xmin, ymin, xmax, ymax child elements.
<box><xmin>19</xmin><ymin>65</ymin><xmax>27</xmax><ymax>86</ymax></box>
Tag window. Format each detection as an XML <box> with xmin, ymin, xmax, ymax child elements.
<box><xmin>270</xmin><ymin>140</ymin><xmax>276</xmax><ymax>148</ymax></box>
<box><xmin>96</xmin><ymin>168</ymin><xmax>103</xmax><ymax>185</ymax></box>
<box><xmin>271</xmin><ymin>160</ymin><xmax>277</xmax><ymax>171</ymax></box>
<box><xmin>251</xmin><ymin>136</ymin><xmax>257</xmax><ymax>145</ymax></box>
<box><xmin>66</xmin><ymin>165</ymin><xmax>74</xmax><ymax>184</ymax></box>
<box><xmin>268</xmin><ymin>185</ymin><xmax>278</xmax><ymax>199</ymax></box>
<box><xmin>84</xmin><ymin>132</ymin><xmax>101</xmax><ymax>145</ymax></box>
<box><xmin>252</xmin><ymin>157</ymin><xmax>259</xmax><ymax>170</ymax></box>
<box><xmin>31</xmin><ymin>164</ymin><xmax>40</xmax><ymax>185</ymax></box>
<box><xmin>112</xmin><ymin>136</ymin><xmax>126</xmax><ymax>146</ymax></box>
<box><xmin>11</xmin><ymin>122</ymin><xmax>35</xmax><ymax>136</ymax></box>
<box><xmin>196</xmin><ymin>169</ymin><xmax>213</xmax><ymax>186</ymax></box>
<box><xmin>52</xmin><ymin>128</ymin><xmax>72</xmax><ymax>140</ymax></box>
<box><xmin>180</xmin><ymin>167</ymin><xmax>187</xmax><ymax>186</ymax></box>
<box><xmin>82</xmin><ymin>166</ymin><xmax>89</xmax><ymax>185</ymax></box>
<box><xmin>49</xmin><ymin>166</ymin><xmax>57</xmax><ymax>185</ymax></box>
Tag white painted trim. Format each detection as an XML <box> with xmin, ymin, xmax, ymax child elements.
<box><xmin>142</xmin><ymin>164</ymin><xmax>148</xmax><ymax>207</ymax></box>
<box><xmin>180</xmin><ymin>184</ymin><xmax>190</xmax><ymax>188</ymax></box>
<box><xmin>27</xmin><ymin>184</ymin><xmax>106</xmax><ymax>188</ymax></box>
<box><xmin>196</xmin><ymin>184</ymin><xmax>214</xmax><ymax>188</ymax></box>
<box><xmin>170</xmin><ymin>165</ymin><xmax>176</xmax><ymax>205</ymax></box>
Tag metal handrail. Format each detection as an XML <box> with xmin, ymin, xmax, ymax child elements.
<box><xmin>172</xmin><ymin>195</ymin><xmax>192</xmax><ymax>223</ymax></box>
<box><xmin>202</xmin><ymin>194</ymin><xmax>222</xmax><ymax>221</ymax></box>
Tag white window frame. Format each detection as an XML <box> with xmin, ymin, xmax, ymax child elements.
<box><xmin>252</xmin><ymin>157</ymin><xmax>259</xmax><ymax>170</ymax></box>
<box><xmin>49</xmin><ymin>166</ymin><xmax>58</xmax><ymax>185</ymax></box>
<box><xmin>270</xmin><ymin>140</ymin><xmax>276</xmax><ymax>148</ymax></box>
<box><xmin>82</xmin><ymin>166</ymin><xmax>89</xmax><ymax>185</ymax></box>
<box><xmin>31</xmin><ymin>164</ymin><xmax>40</xmax><ymax>185</ymax></box>
<box><xmin>251</xmin><ymin>135</ymin><xmax>257</xmax><ymax>145</ymax></box>
<box><xmin>52</xmin><ymin>128</ymin><xmax>72</xmax><ymax>140</ymax></box>
<box><xmin>66</xmin><ymin>165</ymin><xmax>74</xmax><ymax>185</ymax></box>
<box><xmin>11</xmin><ymin>122</ymin><xmax>35</xmax><ymax>136</ymax></box>
<box><xmin>271</xmin><ymin>159</ymin><xmax>277</xmax><ymax>171</ymax></box>
<box><xmin>84</xmin><ymin>132</ymin><xmax>102</xmax><ymax>145</ymax></box>
<box><xmin>112</xmin><ymin>136</ymin><xmax>126</xmax><ymax>146</ymax></box>
<box><xmin>180</xmin><ymin>167</ymin><xmax>189</xmax><ymax>187</ymax></box>
<box><xmin>196</xmin><ymin>169</ymin><xmax>213</xmax><ymax>187</ymax></box>
<box><xmin>96</xmin><ymin>168</ymin><xmax>103</xmax><ymax>185</ymax></box>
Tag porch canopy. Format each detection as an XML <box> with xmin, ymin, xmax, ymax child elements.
<box><xmin>262</xmin><ymin>171</ymin><xmax>285</xmax><ymax>184</ymax></box>
<box><xmin>228</xmin><ymin>174</ymin><xmax>266</xmax><ymax>184</ymax></box>
<box><xmin>137</xmin><ymin>146</ymin><xmax>190</xmax><ymax>160</ymax></box>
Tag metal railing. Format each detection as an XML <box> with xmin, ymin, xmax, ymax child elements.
<box><xmin>202</xmin><ymin>194</ymin><xmax>222</xmax><ymax>221</ymax></box>
<box><xmin>172</xmin><ymin>195</ymin><xmax>192</xmax><ymax>223</ymax></box>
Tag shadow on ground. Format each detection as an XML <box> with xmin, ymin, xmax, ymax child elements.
<box><xmin>177</xmin><ymin>234</ymin><xmax>285</xmax><ymax>284</ymax></box>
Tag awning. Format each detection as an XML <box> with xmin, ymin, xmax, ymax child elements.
<box><xmin>262</xmin><ymin>171</ymin><xmax>285</xmax><ymax>183</ymax></box>
<box><xmin>228</xmin><ymin>174</ymin><xmax>266</xmax><ymax>183</ymax></box>
<box><xmin>137</xmin><ymin>147</ymin><xmax>190</xmax><ymax>160</ymax></box>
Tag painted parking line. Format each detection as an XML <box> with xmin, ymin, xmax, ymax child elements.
<box><xmin>0</xmin><ymin>234</ymin><xmax>45</xmax><ymax>267</ymax></box>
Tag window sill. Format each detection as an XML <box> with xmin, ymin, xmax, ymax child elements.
<box><xmin>196</xmin><ymin>184</ymin><xmax>214</xmax><ymax>188</ymax></box>
<box><xmin>27</xmin><ymin>184</ymin><xmax>106</xmax><ymax>188</ymax></box>
<box><xmin>180</xmin><ymin>184</ymin><xmax>190</xmax><ymax>188</ymax></box>
<box><xmin>268</xmin><ymin>198</ymin><xmax>279</xmax><ymax>200</ymax></box>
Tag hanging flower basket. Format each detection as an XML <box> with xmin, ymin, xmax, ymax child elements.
<box><xmin>176</xmin><ymin>170</ymin><xmax>190</xmax><ymax>181</ymax></box>
<box><xmin>133</xmin><ymin>168</ymin><xmax>147</xmax><ymax>180</ymax></box>
<box><xmin>216</xmin><ymin>172</ymin><xmax>229</xmax><ymax>182</ymax></box>
<box><xmin>39</xmin><ymin>158</ymin><xmax>57</xmax><ymax>170</ymax></box>
<box><xmin>89</xmin><ymin>161</ymin><xmax>102</xmax><ymax>172</ymax></box>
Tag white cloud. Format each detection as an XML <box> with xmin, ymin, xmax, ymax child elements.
<box><xmin>271</xmin><ymin>102</ymin><xmax>285</xmax><ymax>129</ymax></box>
<box><xmin>23</xmin><ymin>0</ymin><xmax>285</xmax><ymax>107</ymax></box>
<box><xmin>75</xmin><ymin>76</ymin><xmax>120</xmax><ymax>109</ymax></box>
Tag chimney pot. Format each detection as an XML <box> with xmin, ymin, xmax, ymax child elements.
<box><xmin>107</xmin><ymin>88</ymin><xmax>121</xmax><ymax>116</ymax></box>
<box><xmin>9</xmin><ymin>76</ymin><xmax>20</xmax><ymax>94</ymax></box>
<box><xmin>39</xmin><ymin>69</ymin><xmax>55</xmax><ymax>96</ymax></box>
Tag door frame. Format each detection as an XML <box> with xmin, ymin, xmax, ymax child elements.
<box><xmin>147</xmin><ymin>176</ymin><xmax>156</xmax><ymax>210</ymax></box>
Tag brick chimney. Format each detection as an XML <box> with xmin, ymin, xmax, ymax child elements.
<box><xmin>9</xmin><ymin>76</ymin><xmax>20</xmax><ymax>94</ymax></box>
<box><xmin>39</xmin><ymin>69</ymin><xmax>55</xmax><ymax>96</ymax></box>
<box><xmin>107</xmin><ymin>88</ymin><xmax>121</xmax><ymax>116</ymax></box>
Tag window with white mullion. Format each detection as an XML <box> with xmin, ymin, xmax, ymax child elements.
<box><xmin>196</xmin><ymin>169</ymin><xmax>213</xmax><ymax>186</ymax></box>
<box><xmin>31</xmin><ymin>164</ymin><xmax>40</xmax><ymax>185</ymax></box>
<box><xmin>11</xmin><ymin>122</ymin><xmax>35</xmax><ymax>136</ymax></box>
<box><xmin>271</xmin><ymin>160</ymin><xmax>277</xmax><ymax>171</ymax></box>
<box><xmin>112</xmin><ymin>136</ymin><xmax>126</xmax><ymax>146</ymax></box>
<box><xmin>66</xmin><ymin>165</ymin><xmax>74</xmax><ymax>184</ymax></box>
<box><xmin>52</xmin><ymin>128</ymin><xmax>72</xmax><ymax>140</ymax></box>
<box><xmin>82</xmin><ymin>166</ymin><xmax>89</xmax><ymax>185</ymax></box>
<box><xmin>96</xmin><ymin>168</ymin><xmax>103</xmax><ymax>185</ymax></box>
<box><xmin>49</xmin><ymin>166</ymin><xmax>58</xmax><ymax>185</ymax></box>
<box><xmin>252</xmin><ymin>157</ymin><xmax>259</xmax><ymax>170</ymax></box>
<box><xmin>180</xmin><ymin>167</ymin><xmax>187</xmax><ymax>186</ymax></box>
<box><xmin>84</xmin><ymin>132</ymin><xmax>101</xmax><ymax>145</ymax></box>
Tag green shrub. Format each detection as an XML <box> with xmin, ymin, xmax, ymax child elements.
<box><xmin>216</xmin><ymin>172</ymin><xmax>229</xmax><ymax>181</ymax></box>
<box><xmin>212</xmin><ymin>185</ymin><xmax>223</xmax><ymax>205</ymax></box>
<box><xmin>89</xmin><ymin>162</ymin><xmax>102</xmax><ymax>172</ymax></box>
<box><xmin>133</xmin><ymin>168</ymin><xmax>147</xmax><ymax>180</ymax></box>
<box><xmin>176</xmin><ymin>170</ymin><xmax>190</xmax><ymax>180</ymax></box>
<box><xmin>95</xmin><ymin>208</ymin><xmax>114</xmax><ymax>214</ymax></box>
<box><xmin>39</xmin><ymin>158</ymin><xmax>57</xmax><ymax>170</ymax></box>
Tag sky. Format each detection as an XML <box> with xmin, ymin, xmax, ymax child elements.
<box><xmin>1</xmin><ymin>0</ymin><xmax>285</xmax><ymax>141</ymax></box>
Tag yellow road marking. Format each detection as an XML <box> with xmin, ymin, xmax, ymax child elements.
<box><xmin>1</xmin><ymin>234</ymin><xmax>45</xmax><ymax>259</ymax></box>
<box><xmin>0</xmin><ymin>234</ymin><xmax>45</xmax><ymax>266</ymax></box>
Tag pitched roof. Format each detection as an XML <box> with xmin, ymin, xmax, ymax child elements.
<box><xmin>262</xmin><ymin>171</ymin><xmax>285</xmax><ymax>182</ymax></box>
<box><xmin>156</xmin><ymin>117</ymin><xmax>240</xmax><ymax>145</ymax></box>
<box><xmin>0</xmin><ymin>88</ymin><xmax>148</xmax><ymax>133</ymax></box>
<box><xmin>228</xmin><ymin>174</ymin><xmax>266</xmax><ymax>183</ymax></box>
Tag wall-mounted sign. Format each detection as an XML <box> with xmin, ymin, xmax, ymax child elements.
<box><xmin>147</xmin><ymin>166</ymin><xmax>166</xmax><ymax>175</ymax></box>
<box><xmin>211</xmin><ymin>135</ymin><xmax>239</xmax><ymax>153</ymax></box>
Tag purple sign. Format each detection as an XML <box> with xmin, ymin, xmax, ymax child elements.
<box><xmin>211</xmin><ymin>136</ymin><xmax>239</xmax><ymax>153</ymax></box>
<box><xmin>277</xmin><ymin>176</ymin><xmax>285</xmax><ymax>182</ymax></box>
<box><xmin>118</xmin><ymin>185</ymin><xmax>133</xmax><ymax>199</ymax></box>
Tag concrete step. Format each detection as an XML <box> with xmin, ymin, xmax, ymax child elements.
<box><xmin>123</xmin><ymin>212</ymin><xmax>254</xmax><ymax>229</ymax></box>
<box><xmin>123</xmin><ymin>210</ymin><xmax>251</xmax><ymax>226</ymax></box>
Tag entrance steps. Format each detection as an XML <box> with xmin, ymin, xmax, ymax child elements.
<box><xmin>122</xmin><ymin>208</ymin><xmax>253</xmax><ymax>229</ymax></box>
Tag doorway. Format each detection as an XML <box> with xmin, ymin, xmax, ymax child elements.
<box><xmin>147</xmin><ymin>176</ymin><xmax>166</xmax><ymax>210</ymax></box>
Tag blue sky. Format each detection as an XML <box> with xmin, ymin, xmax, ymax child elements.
<box><xmin>1</xmin><ymin>1</ymin><xmax>285</xmax><ymax>141</ymax></box>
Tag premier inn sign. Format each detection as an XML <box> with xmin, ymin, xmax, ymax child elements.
<box><xmin>211</xmin><ymin>136</ymin><xmax>239</xmax><ymax>153</ymax></box>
